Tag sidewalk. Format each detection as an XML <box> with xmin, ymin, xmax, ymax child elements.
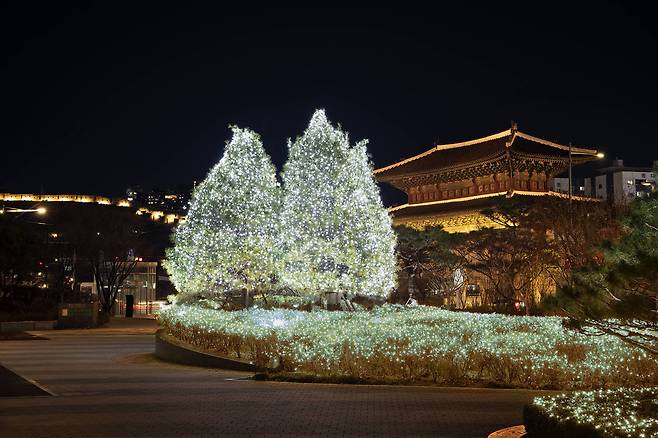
<box><xmin>31</xmin><ymin>316</ymin><xmax>159</xmax><ymax>337</ymax></box>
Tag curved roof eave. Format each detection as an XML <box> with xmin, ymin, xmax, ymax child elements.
<box><xmin>374</xmin><ymin>129</ymin><xmax>599</xmax><ymax>176</ymax></box>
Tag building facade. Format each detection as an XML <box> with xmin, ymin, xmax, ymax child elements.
<box><xmin>87</xmin><ymin>261</ymin><xmax>159</xmax><ymax>317</ymax></box>
<box><xmin>375</xmin><ymin>124</ymin><xmax>601</xmax><ymax>309</ymax></box>
<box><xmin>375</xmin><ymin>124</ymin><xmax>600</xmax><ymax>232</ymax></box>
<box><xmin>583</xmin><ymin>159</ymin><xmax>657</xmax><ymax>203</ymax></box>
<box><xmin>126</xmin><ymin>185</ymin><xmax>193</xmax><ymax>215</ymax></box>
<box><xmin>114</xmin><ymin>261</ymin><xmax>158</xmax><ymax>317</ymax></box>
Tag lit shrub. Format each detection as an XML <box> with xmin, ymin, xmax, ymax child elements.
<box><xmin>158</xmin><ymin>304</ymin><xmax>658</xmax><ymax>389</ymax></box>
<box><xmin>524</xmin><ymin>387</ymin><xmax>658</xmax><ymax>437</ymax></box>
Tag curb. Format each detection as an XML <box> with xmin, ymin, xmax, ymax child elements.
<box><xmin>488</xmin><ymin>425</ymin><xmax>526</xmax><ymax>438</ymax></box>
<box><xmin>154</xmin><ymin>329</ymin><xmax>262</xmax><ymax>372</ymax></box>
<box><xmin>0</xmin><ymin>321</ymin><xmax>57</xmax><ymax>333</ymax></box>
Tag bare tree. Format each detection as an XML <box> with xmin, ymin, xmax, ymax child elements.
<box><xmin>0</xmin><ymin>215</ymin><xmax>45</xmax><ymax>299</ymax></box>
<box><xmin>394</xmin><ymin>225</ymin><xmax>464</xmax><ymax>305</ymax></box>
<box><xmin>58</xmin><ymin>205</ymin><xmax>144</xmax><ymax>316</ymax></box>
<box><xmin>526</xmin><ymin>196</ymin><xmax>612</xmax><ymax>290</ymax></box>
<box><xmin>455</xmin><ymin>199</ymin><xmax>552</xmax><ymax>314</ymax></box>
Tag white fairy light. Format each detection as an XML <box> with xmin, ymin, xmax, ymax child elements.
<box><xmin>531</xmin><ymin>387</ymin><xmax>658</xmax><ymax>437</ymax></box>
<box><xmin>164</xmin><ymin>126</ymin><xmax>281</xmax><ymax>301</ymax></box>
<box><xmin>165</xmin><ymin>110</ymin><xmax>396</xmax><ymax>302</ymax></box>
<box><xmin>279</xmin><ymin>110</ymin><xmax>397</xmax><ymax>298</ymax></box>
<box><xmin>159</xmin><ymin>304</ymin><xmax>658</xmax><ymax>389</ymax></box>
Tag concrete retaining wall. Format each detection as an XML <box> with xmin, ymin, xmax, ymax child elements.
<box><xmin>155</xmin><ymin>329</ymin><xmax>262</xmax><ymax>372</ymax></box>
<box><xmin>0</xmin><ymin>320</ymin><xmax>57</xmax><ymax>333</ymax></box>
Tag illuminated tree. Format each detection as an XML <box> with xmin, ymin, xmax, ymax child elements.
<box><xmin>165</xmin><ymin>127</ymin><xmax>281</xmax><ymax>304</ymax></box>
<box><xmin>279</xmin><ymin>110</ymin><xmax>396</xmax><ymax>300</ymax></box>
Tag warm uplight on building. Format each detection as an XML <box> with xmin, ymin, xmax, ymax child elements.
<box><xmin>0</xmin><ymin>193</ymin><xmax>186</xmax><ymax>223</ymax></box>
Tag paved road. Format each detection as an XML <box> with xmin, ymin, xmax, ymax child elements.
<box><xmin>0</xmin><ymin>319</ymin><xmax>547</xmax><ymax>437</ymax></box>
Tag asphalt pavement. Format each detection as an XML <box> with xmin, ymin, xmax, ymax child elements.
<box><xmin>0</xmin><ymin>318</ymin><xmax>546</xmax><ymax>437</ymax></box>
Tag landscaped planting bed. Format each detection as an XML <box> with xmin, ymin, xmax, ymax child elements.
<box><xmin>524</xmin><ymin>387</ymin><xmax>658</xmax><ymax>437</ymax></box>
<box><xmin>158</xmin><ymin>304</ymin><xmax>658</xmax><ymax>389</ymax></box>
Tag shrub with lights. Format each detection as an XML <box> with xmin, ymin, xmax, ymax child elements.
<box><xmin>158</xmin><ymin>304</ymin><xmax>658</xmax><ymax>388</ymax></box>
<box><xmin>524</xmin><ymin>387</ymin><xmax>658</xmax><ymax>437</ymax></box>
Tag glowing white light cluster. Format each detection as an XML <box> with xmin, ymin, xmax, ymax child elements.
<box><xmin>279</xmin><ymin>110</ymin><xmax>396</xmax><ymax>298</ymax></box>
<box><xmin>165</xmin><ymin>126</ymin><xmax>281</xmax><ymax>300</ymax></box>
<box><xmin>159</xmin><ymin>304</ymin><xmax>658</xmax><ymax>388</ymax></box>
<box><xmin>531</xmin><ymin>387</ymin><xmax>658</xmax><ymax>437</ymax></box>
<box><xmin>165</xmin><ymin>110</ymin><xmax>396</xmax><ymax>300</ymax></box>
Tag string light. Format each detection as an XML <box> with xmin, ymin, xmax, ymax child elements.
<box><xmin>279</xmin><ymin>110</ymin><xmax>396</xmax><ymax>298</ymax></box>
<box><xmin>164</xmin><ymin>126</ymin><xmax>281</xmax><ymax>300</ymax></box>
<box><xmin>530</xmin><ymin>387</ymin><xmax>658</xmax><ymax>437</ymax></box>
<box><xmin>165</xmin><ymin>110</ymin><xmax>396</xmax><ymax>301</ymax></box>
<box><xmin>159</xmin><ymin>304</ymin><xmax>658</xmax><ymax>388</ymax></box>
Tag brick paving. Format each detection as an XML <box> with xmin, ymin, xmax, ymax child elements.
<box><xmin>0</xmin><ymin>320</ymin><xmax>548</xmax><ymax>437</ymax></box>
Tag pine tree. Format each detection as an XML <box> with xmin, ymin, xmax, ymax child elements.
<box><xmin>554</xmin><ymin>191</ymin><xmax>658</xmax><ymax>355</ymax></box>
<box><xmin>165</xmin><ymin>127</ymin><xmax>281</xmax><ymax>303</ymax></box>
<box><xmin>279</xmin><ymin>110</ymin><xmax>396</xmax><ymax>299</ymax></box>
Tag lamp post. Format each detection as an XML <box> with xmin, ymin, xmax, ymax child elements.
<box><xmin>569</xmin><ymin>142</ymin><xmax>573</xmax><ymax>204</ymax></box>
<box><xmin>567</xmin><ymin>148</ymin><xmax>606</xmax><ymax>202</ymax></box>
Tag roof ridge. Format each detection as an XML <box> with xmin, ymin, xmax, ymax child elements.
<box><xmin>374</xmin><ymin>129</ymin><xmax>600</xmax><ymax>176</ymax></box>
<box><xmin>389</xmin><ymin>191</ymin><xmax>509</xmax><ymax>211</ymax></box>
<box><xmin>388</xmin><ymin>190</ymin><xmax>601</xmax><ymax>213</ymax></box>
<box><xmin>515</xmin><ymin>131</ymin><xmax>596</xmax><ymax>155</ymax></box>
<box><xmin>374</xmin><ymin>129</ymin><xmax>512</xmax><ymax>174</ymax></box>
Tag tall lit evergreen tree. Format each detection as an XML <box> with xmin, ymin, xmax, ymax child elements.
<box><xmin>279</xmin><ymin>110</ymin><xmax>396</xmax><ymax>299</ymax></box>
<box><xmin>165</xmin><ymin>127</ymin><xmax>280</xmax><ymax>303</ymax></box>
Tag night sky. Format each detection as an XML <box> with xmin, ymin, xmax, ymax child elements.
<box><xmin>2</xmin><ymin>2</ymin><xmax>657</xmax><ymax>205</ymax></box>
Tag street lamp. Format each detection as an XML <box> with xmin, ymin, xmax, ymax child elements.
<box><xmin>568</xmin><ymin>147</ymin><xmax>605</xmax><ymax>203</ymax></box>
